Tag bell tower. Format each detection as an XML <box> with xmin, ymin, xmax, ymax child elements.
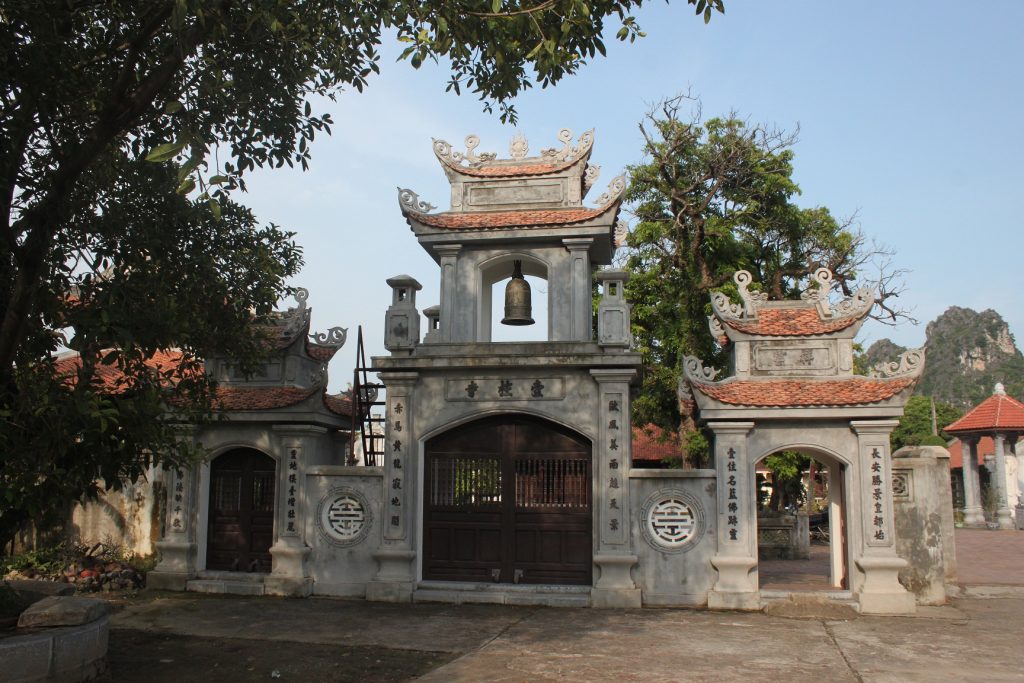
<box><xmin>371</xmin><ymin>130</ymin><xmax>643</xmax><ymax>608</ymax></box>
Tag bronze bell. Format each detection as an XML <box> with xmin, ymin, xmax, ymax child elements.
<box><xmin>501</xmin><ymin>260</ymin><xmax>534</xmax><ymax>326</ymax></box>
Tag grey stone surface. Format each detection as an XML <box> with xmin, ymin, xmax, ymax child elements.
<box><xmin>2</xmin><ymin>615</ymin><xmax>109</xmax><ymax>683</ymax></box>
<box><xmin>5</xmin><ymin>579</ymin><xmax>75</xmax><ymax>600</ymax></box>
<box><xmin>17</xmin><ymin>595</ymin><xmax>111</xmax><ymax>629</ymax></box>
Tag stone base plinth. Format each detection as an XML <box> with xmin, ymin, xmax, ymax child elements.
<box><xmin>264</xmin><ymin>576</ymin><xmax>313</xmax><ymax>597</ymax></box>
<box><xmin>707</xmin><ymin>590</ymin><xmax>760</xmax><ymax>611</ymax></box>
<box><xmin>591</xmin><ymin>587</ymin><xmax>641</xmax><ymax>608</ymax></box>
<box><xmin>1016</xmin><ymin>505</ymin><xmax>1024</xmax><ymax>530</ymax></box>
<box><xmin>855</xmin><ymin>554</ymin><xmax>916</xmax><ymax>615</ymax></box>
<box><xmin>366</xmin><ymin>581</ymin><xmax>414</xmax><ymax>603</ymax></box>
<box><xmin>146</xmin><ymin>571</ymin><xmax>193</xmax><ymax>591</ymax></box>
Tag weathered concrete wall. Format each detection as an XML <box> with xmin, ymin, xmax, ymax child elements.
<box><xmin>892</xmin><ymin>445</ymin><xmax>957</xmax><ymax>604</ymax></box>
<box><xmin>629</xmin><ymin>469</ymin><xmax>717</xmax><ymax>606</ymax></box>
<box><xmin>69</xmin><ymin>471</ymin><xmax>161</xmax><ymax>557</ymax></box>
<box><xmin>305</xmin><ymin>466</ymin><xmax>383</xmax><ymax>597</ymax></box>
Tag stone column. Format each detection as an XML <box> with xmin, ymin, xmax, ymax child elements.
<box><xmin>148</xmin><ymin>463</ymin><xmax>198</xmax><ymax>591</ymax></box>
<box><xmin>706</xmin><ymin>421</ymin><xmax>758</xmax><ymax>611</ymax></box>
<box><xmin>435</xmin><ymin>245</ymin><xmax>461</xmax><ymax>343</ymax></box>
<box><xmin>367</xmin><ymin>372</ymin><xmax>419</xmax><ymax>603</ymax></box>
<box><xmin>1013</xmin><ymin>436</ymin><xmax>1024</xmax><ymax>530</ymax></box>
<box><xmin>960</xmin><ymin>436</ymin><xmax>986</xmax><ymax>528</ymax></box>
<box><xmin>850</xmin><ymin>420</ymin><xmax>915</xmax><ymax>615</ymax></box>
<box><xmin>993</xmin><ymin>433</ymin><xmax>1014</xmax><ymax>529</ymax></box>
<box><xmin>590</xmin><ymin>369</ymin><xmax>641</xmax><ymax>608</ymax></box>
<box><xmin>563</xmin><ymin>238</ymin><xmax>594</xmax><ymax>343</ymax></box>
<box><xmin>263</xmin><ymin>425</ymin><xmax>326</xmax><ymax>597</ymax></box>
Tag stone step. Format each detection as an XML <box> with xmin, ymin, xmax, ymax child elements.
<box><xmin>187</xmin><ymin>579</ymin><xmax>265</xmax><ymax>596</ymax></box>
<box><xmin>414</xmin><ymin>582</ymin><xmax>590</xmax><ymax>607</ymax></box>
<box><xmin>196</xmin><ymin>570</ymin><xmax>267</xmax><ymax>583</ymax></box>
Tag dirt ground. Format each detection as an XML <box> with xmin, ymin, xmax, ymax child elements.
<box><xmin>98</xmin><ymin>629</ymin><xmax>454</xmax><ymax>683</ymax></box>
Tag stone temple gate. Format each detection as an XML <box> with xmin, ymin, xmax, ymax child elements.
<box><xmin>147</xmin><ymin>129</ymin><xmax>934</xmax><ymax>614</ymax></box>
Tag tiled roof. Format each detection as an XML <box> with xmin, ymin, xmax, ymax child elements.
<box><xmin>212</xmin><ymin>385</ymin><xmax>318</xmax><ymax>411</ymax></box>
<box><xmin>55</xmin><ymin>350</ymin><xmax>189</xmax><ymax>392</ymax></box>
<box><xmin>443</xmin><ymin>158</ymin><xmax>581</xmax><ymax>178</ymax></box>
<box><xmin>691</xmin><ymin>377</ymin><xmax>916</xmax><ymax>407</ymax></box>
<box><xmin>323</xmin><ymin>392</ymin><xmax>354</xmax><ymax>418</ymax></box>
<box><xmin>305</xmin><ymin>341</ymin><xmax>340</xmax><ymax>362</ymax></box>
<box><xmin>722</xmin><ymin>308</ymin><xmax>860</xmax><ymax>336</ymax></box>
<box><xmin>406</xmin><ymin>204</ymin><xmax>615</xmax><ymax>230</ymax></box>
<box><xmin>632</xmin><ymin>425</ymin><xmax>682</xmax><ymax>462</ymax></box>
<box><xmin>945</xmin><ymin>392</ymin><xmax>1024</xmax><ymax>433</ymax></box>
<box><xmin>948</xmin><ymin>436</ymin><xmax>1024</xmax><ymax>468</ymax></box>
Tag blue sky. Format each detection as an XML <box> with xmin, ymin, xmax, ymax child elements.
<box><xmin>240</xmin><ymin>1</ymin><xmax>1023</xmax><ymax>392</ymax></box>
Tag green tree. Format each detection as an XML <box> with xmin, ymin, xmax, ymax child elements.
<box><xmin>623</xmin><ymin>95</ymin><xmax>908</xmax><ymax>451</ymax></box>
<box><xmin>891</xmin><ymin>395</ymin><xmax>962</xmax><ymax>451</ymax></box>
<box><xmin>0</xmin><ymin>1</ymin><xmax>723</xmax><ymax>546</ymax></box>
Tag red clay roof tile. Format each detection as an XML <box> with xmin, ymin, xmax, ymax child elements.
<box><xmin>692</xmin><ymin>377</ymin><xmax>916</xmax><ymax>407</ymax></box>
<box><xmin>54</xmin><ymin>350</ymin><xmax>189</xmax><ymax>392</ymax></box>
<box><xmin>323</xmin><ymin>392</ymin><xmax>354</xmax><ymax>418</ymax></box>
<box><xmin>407</xmin><ymin>205</ymin><xmax>613</xmax><ymax>230</ymax></box>
<box><xmin>212</xmin><ymin>385</ymin><xmax>317</xmax><ymax>411</ymax></box>
<box><xmin>723</xmin><ymin>308</ymin><xmax>860</xmax><ymax>336</ymax></box>
<box><xmin>632</xmin><ymin>425</ymin><xmax>682</xmax><ymax>462</ymax></box>
<box><xmin>945</xmin><ymin>392</ymin><xmax>1024</xmax><ymax>433</ymax></box>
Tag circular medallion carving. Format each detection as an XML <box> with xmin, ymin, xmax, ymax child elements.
<box><xmin>317</xmin><ymin>488</ymin><xmax>372</xmax><ymax>547</ymax></box>
<box><xmin>641</xmin><ymin>489</ymin><xmax>705</xmax><ymax>553</ymax></box>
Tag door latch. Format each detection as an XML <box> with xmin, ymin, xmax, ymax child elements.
<box><xmin>491</xmin><ymin>568</ymin><xmax>501</xmax><ymax>582</ymax></box>
<box><xmin>513</xmin><ymin>569</ymin><xmax>524</xmax><ymax>584</ymax></box>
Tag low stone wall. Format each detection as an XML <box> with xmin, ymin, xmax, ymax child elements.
<box><xmin>2</xmin><ymin>614</ymin><xmax>109</xmax><ymax>683</ymax></box>
<box><xmin>757</xmin><ymin>513</ymin><xmax>810</xmax><ymax>560</ymax></box>
<box><xmin>629</xmin><ymin>469</ymin><xmax>717</xmax><ymax>606</ymax></box>
<box><xmin>892</xmin><ymin>445</ymin><xmax>957</xmax><ymax>604</ymax></box>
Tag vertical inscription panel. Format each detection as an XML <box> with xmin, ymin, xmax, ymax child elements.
<box><xmin>602</xmin><ymin>392</ymin><xmax>625</xmax><ymax>546</ymax></box>
<box><xmin>863</xmin><ymin>445</ymin><xmax>893</xmax><ymax>547</ymax></box>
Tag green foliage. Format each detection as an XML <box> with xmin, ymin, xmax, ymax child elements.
<box><xmin>624</xmin><ymin>96</ymin><xmax>869</xmax><ymax>431</ymax></box>
<box><xmin>761</xmin><ymin>450</ymin><xmax>810</xmax><ymax>512</ymax></box>
<box><xmin>1</xmin><ymin>2</ymin><xmax>721</xmax><ymax>547</ymax></box>
<box><xmin>684</xmin><ymin>429</ymin><xmax>710</xmax><ymax>469</ymax></box>
<box><xmin>891</xmin><ymin>395</ymin><xmax>962</xmax><ymax>451</ymax></box>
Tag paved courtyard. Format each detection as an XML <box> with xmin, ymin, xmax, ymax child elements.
<box><xmin>97</xmin><ymin>528</ymin><xmax>1024</xmax><ymax>682</ymax></box>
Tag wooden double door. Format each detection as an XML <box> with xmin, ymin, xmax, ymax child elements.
<box><xmin>206</xmin><ymin>449</ymin><xmax>275</xmax><ymax>572</ymax></box>
<box><xmin>424</xmin><ymin>415</ymin><xmax>592</xmax><ymax>585</ymax></box>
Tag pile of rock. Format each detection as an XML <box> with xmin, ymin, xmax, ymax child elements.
<box><xmin>62</xmin><ymin>559</ymin><xmax>145</xmax><ymax>592</ymax></box>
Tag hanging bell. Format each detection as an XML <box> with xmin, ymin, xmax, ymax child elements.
<box><xmin>501</xmin><ymin>260</ymin><xmax>535</xmax><ymax>326</ymax></box>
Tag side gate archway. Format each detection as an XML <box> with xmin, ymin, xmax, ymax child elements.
<box><xmin>206</xmin><ymin>448</ymin><xmax>277</xmax><ymax>573</ymax></box>
<box><xmin>683</xmin><ymin>269</ymin><xmax>926</xmax><ymax>615</ymax></box>
<box><xmin>422</xmin><ymin>414</ymin><xmax>593</xmax><ymax>585</ymax></box>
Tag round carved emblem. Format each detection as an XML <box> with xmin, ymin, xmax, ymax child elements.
<box><xmin>317</xmin><ymin>488</ymin><xmax>372</xmax><ymax>547</ymax></box>
<box><xmin>641</xmin><ymin>489</ymin><xmax>705</xmax><ymax>553</ymax></box>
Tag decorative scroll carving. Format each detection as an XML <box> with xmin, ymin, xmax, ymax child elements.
<box><xmin>397</xmin><ymin>188</ymin><xmax>436</xmax><ymax>214</ymax></box>
<box><xmin>613</xmin><ymin>219</ymin><xmax>629</xmax><ymax>248</ymax></box>
<box><xmin>734</xmin><ymin>270</ymin><xmax>768</xmax><ymax>316</ymax></box>
<box><xmin>509</xmin><ymin>133</ymin><xmax>529</xmax><ymax>160</ymax></box>
<box><xmin>584</xmin><ymin>164</ymin><xmax>601</xmax><ymax>190</ymax></box>
<box><xmin>800</xmin><ymin>268</ymin><xmax>834</xmax><ymax>314</ymax></box>
<box><xmin>432</xmin><ymin>134</ymin><xmax>497</xmax><ymax>166</ymax></box>
<box><xmin>711</xmin><ymin>291</ymin><xmax>744</xmax><ymax>319</ymax></box>
<box><xmin>868</xmin><ymin>347</ymin><xmax>926</xmax><ymax>379</ymax></box>
<box><xmin>309</xmin><ymin>326</ymin><xmax>348</xmax><ymax>347</ymax></box>
<box><xmin>594</xmin><ymin>174</ymin><xmax>626</xmax><ymax>207</ymax></box>
<box><xmin>279</xmin><ymin>288</ymin><xmax>310</xmax><ymax>338</ymax></box>
<box><xmin>708</xmin><ymin>315</ymin><xmax>726</xmax><ymax>341</ymax></box>
<box><xmin>683</xmin><ymin>355</ymin><xmax>719</xmax><ymax>383</ymax></box>
<box><xmin>832</xmin><ymin>286</ymin><xmax>875</xmax><ymax>318</ymax></box>
<box><xmin>540</xmin><ymin>128</ymin><xmax>594</xmax><ymax>163</ymax></box>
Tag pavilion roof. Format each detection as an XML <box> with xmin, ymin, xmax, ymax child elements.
<box><xmin>720</xmin><ymin>307</ymin><xmax>862</xmax><ymax>337</ymax></box>
<box><xmin>945</xmin><ymin>385</ymin><xmax>1024</xmax><ymax>434</ymax></box>
<box><xmin>402</xmin><ymin>202</ymin><xmax>619</xmax><ymax>231</ymax></box>
<box><xmin>689</xmin><ymin>377</ymin><xmax>917</xmax><ymax>408</ymax></box>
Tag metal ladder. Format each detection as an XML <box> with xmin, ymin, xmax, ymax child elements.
<box><xmin>350</xmin><ymin>326</ymin><xmax>386</xmax><ymax>466</ymax></box>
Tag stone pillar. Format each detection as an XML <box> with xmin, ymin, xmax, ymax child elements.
<box><xmin>850</xmin><ymin>420</ymin><xmax>915</xmax><ymax>615</ymax></box>
<box><xmin>367</xmin><ymin>372</ymin><xmax>419</xmax><ymax>603</ymax></box>
<box><xmin>1013</xmin><ymin>437</ymin><xmax>1024</xmax><ymax>530</ymax></box>
<box><xmin>707</xmin><ymin>421</ymin><xmax>758</xmax><ymax>611</ymax></box>
<box><xmin>384</xmin><ymin>275</ymin><xmax>422</xmax><ymax>352</ymax></box>
<box><xmin>993</xmin><ymin>433</ymin><xmax>1014</xmax><ymax>529</ymax></box>
<box><xmin>435</xmin><ymin>245</ymin><xmax>461</xmax><ymax>343</ymax></box>
<box><xmin>263</xmin><ymin>425</ymin><xmax>325</xmax><ymax>597</ymax></box>
<box><xmin>563</xmin><ymin>238</ymin><xmax>594</xmax><ymax>343</ymax></box>
<box><xmin>149</xmin><ymin>463</ymin><xmax>198</xmax><ymax>590</ymax></box>
<box><xmin>960</xmin><ymin>436</ymin><xmax>986</xmax><ymax>527</ymax></box>
<box><xmin>590</xmin><ymin>369</ymin><xmax>641</xmax><ymax>608</ymax></box>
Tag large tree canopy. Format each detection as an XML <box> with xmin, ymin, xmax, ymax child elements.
<box><xmin>0</xmin><ymin>1</ymin><xmax>723</xmax><ymax>545</ymax></box>
<box><xmin>622</xmin><ymin>96</ymin><xmax>908</xmax><ymax>452</ymax></box>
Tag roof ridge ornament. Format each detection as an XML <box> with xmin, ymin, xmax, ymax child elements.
<box><xmin>584</xmin><ymin>164</ymin><xmax>601</xmax><ymax>191</ymax></box>
<box><xmin>594</xmin><ymin>174</ymin><xmax>626</xmax><ymax>207</ymax></box>
<box><xmin>734</xmin><ymin>270</ymin><xmax>768</xmax><ymax>316</ymax></box>
<box><xmin>509</xmin><ymin>132</ymin><xmax>529</xmax><ymax>160</ymax></box>
<box><xmin>683</xmin><ymin>355</ymin><xmax>720</xmax><ymax>383</ymax></box>
<box><xmin>867</xmin><ymin>347</ymin><xmax>926</xmax><ymax>379</ymax></box>
<box><xmin>432</xmin><ymin>134</ymin><xmax>497</xmax><ymax>167</ymax></box>
<box><xmin>832</xmin><ymin>286</ymin><xmax>875</xmax><ymax>319</ymax></box>
<box><xmin>397</xmin><ymin>187</ymin><xmax>436</xmax><ymax>214</ymax></box>
<box><xmin>801</xmin><ymin>268</ymin><xmax>834</xmax><ymax>315</ymax></box>
<box><xmin>309</xmin><ymin>326</ymin><xmax>348</xmax><ymax>347</ymax></box>
<box><xmin>540</xmin><ymin>128</ymin><xmax>595</xmax><ymax>163</ymax></box>
<box><xmin>279</xmin><ymin>288</ymin><xmax>311</xmax><ymax>339</ymax></box>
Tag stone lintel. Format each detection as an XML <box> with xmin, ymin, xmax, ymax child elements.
<box><xmin>377</xmin><ymin>371</ymin><xmax>420</xmax><ymax>387</ymax></box>
<box><xmin>589</xmin><ymin>368</ymin><xmax>637</xmax><ymax>384</ymax></box>
<box><xmin>271</xmin><ymin>424</ymin><xmax>329</xmax><ymax>437</ymax></box>
<box><xmin>850</xmin><ymin>419</ymin><xmax>900</xmax><ymax>435</ymax></box>
<box><xmin>706</xmin><ymin>421</ymin><xmax>756</xmax><ymax>436</ymax></box>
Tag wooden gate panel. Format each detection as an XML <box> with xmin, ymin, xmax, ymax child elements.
<box><xmin>207</xmin><ymin>449</ymin><xmax>275</xmax><ymax>573</ymax></box>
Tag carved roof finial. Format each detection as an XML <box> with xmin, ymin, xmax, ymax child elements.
<box><xmin>509</xmin><ymin>133</ymin><xmax>529</xmax><ymax>160</ymax></box>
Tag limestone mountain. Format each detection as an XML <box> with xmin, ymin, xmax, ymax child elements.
<box><xmin>862</xmin><ymin>307</ymin><xmax>1024</xmax><ymax>409</ymax></box>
